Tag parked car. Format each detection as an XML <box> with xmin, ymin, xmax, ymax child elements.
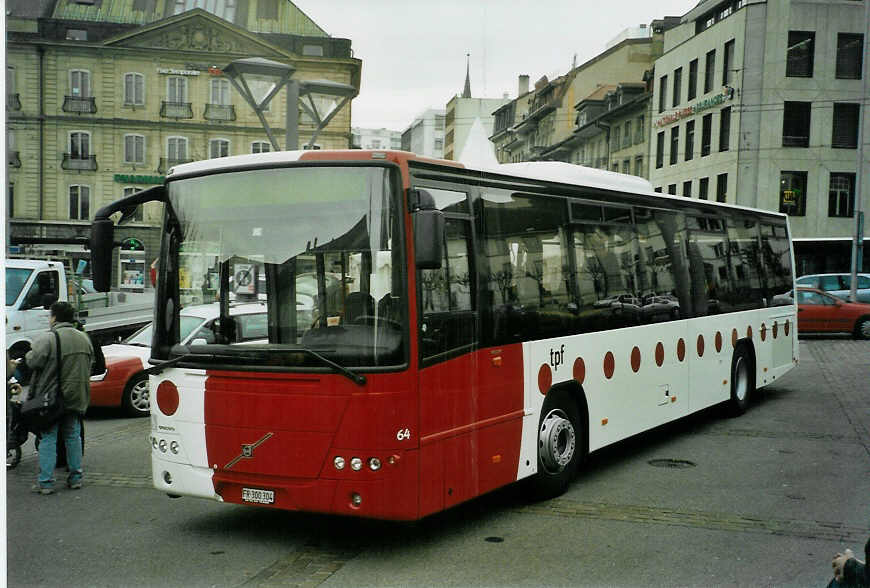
<box><xmin>795</xmin><ymin>273</ymin><xmax>870</xmax><ymax>303</ymax></box>
<box><xmin>641</xmin><ymin>294</ymin><xmax>681</xmax><ymax>321</ymax></box>
<box><xmin>793</xmin><ymin>286</ymin><xmax>870</xmax><ymax>339</ymax></box>
<box><xmin>89</xmin><ymin>302</ymin><xmax>267</xmax><ymax>417</ymax></box>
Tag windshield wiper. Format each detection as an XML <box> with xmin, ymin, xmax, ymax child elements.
<box><xmin>142</xmin><ymin>345</ymin><xmax>366</xmax><ymax>386</ymax></box>
<box><xmin>141</xmin><ymin>348</ymin><xmax>216</xmax><ymax>376</ymax></box>
<box><xmin>293</xmin><ymin>346</ymin><xmax>366</xmax><ymax>387</ymax></box>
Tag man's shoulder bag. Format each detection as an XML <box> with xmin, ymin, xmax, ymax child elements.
<box><xmin>21</xmin><ymin>331</ymin><xmax>65</xmax><ymax>432</ymax></box>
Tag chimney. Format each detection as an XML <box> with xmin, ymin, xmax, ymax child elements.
<box><xmin>518</xmin><ymin>75</ymin><xmax>530</xmax><ymax>96</ymax></box>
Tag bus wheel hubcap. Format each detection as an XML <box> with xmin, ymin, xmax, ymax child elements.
<box><xmin>735</xmin><ymin>356</ymin><xmax>748</xmax><ymax>401</ymax></box>
<box><xmin>539</xmin><ymin>409</ymin><xmax>575</xmax><ymax>474</ymax></box>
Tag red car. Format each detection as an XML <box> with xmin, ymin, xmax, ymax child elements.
<box><xmin>89</xmin><ymin>303</ymin><xmax>268</xmax><ymax>417</ymax></box>
<box><xmin>794</xmin><ymin>286</ymin><xmax>870</xmax><ymax>339</ymax></box>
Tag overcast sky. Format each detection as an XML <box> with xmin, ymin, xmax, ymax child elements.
<box><xmin>297</xmin><ymin>0</ymin><xmax>698</xmax><ymax>132</ymax></box>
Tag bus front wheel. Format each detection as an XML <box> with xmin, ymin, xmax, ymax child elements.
<box><xmin>530</xmin><ymin>389</ymin><xmax>582</xmax><ymax>500</ymax></box>
<box><xmin>728</xmin><ymin>345</ymin><xmax>754</xmax><ymax>416</ymax></box>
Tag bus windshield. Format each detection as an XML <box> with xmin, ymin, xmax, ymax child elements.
<box><xmin>162</xmin><ymin>165</ymin><xmax>405</xmax><ymax>368</ymax></box>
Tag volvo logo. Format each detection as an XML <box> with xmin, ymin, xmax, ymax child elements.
<box><xmin>224</xmin><ymin>432</ymin><xmax>273</xmax><ymax>469</ymax></box>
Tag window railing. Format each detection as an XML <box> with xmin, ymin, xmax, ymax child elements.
<box><xmin>160</xmin><ymin>101</ymin><xmax>194</xmax><ymax>119</ymax></box>
<box><xmin>204</xmin><ymin>103</ymin><xmax>236</xmax><ymax>121</ymax></box>
<box><xmin>159</xmin><ymin>157</ymin><xmax>193</xmax><ymax>173</ymax></box>
<box><xmin>62</xmin><ymin>96</ymin><xmax>97</xmax><ymax>114</ymax></box>
<box><xmin>8</xmin><ymin>151</ymin><xmax>21</xmax><ymax>167</ymax></box>
<box><xmin>62</xmin><ymin>154</ymin><xmax>98</xmax><ymax>171</ymax></box>
<box><xmin>7</xmin><ymin>93</ymin><xmax>21</xmax><ymax>111</ymax></box>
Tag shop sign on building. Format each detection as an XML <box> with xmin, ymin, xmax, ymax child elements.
<box><xmin>655</xmin><ymin>86</ymin><xmax>735</xmax><ymax>128</ymax></box>
<box><xmin>114</xmin><ymin>174</ymin><xmax>165</xmax><ymax>184</ymax></box>
<box><xmin>157</xmin><ymin>68</ymin><xmax>200</xmax><ymax>76</ymax></box>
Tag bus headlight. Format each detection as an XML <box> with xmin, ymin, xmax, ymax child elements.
<box><xmin>158</xmin><ymin>439</ymin><xmax>168</xmax><ymax>453</ymax></box>
<box><xmin>350</xmin><ymin>457</ymin><xmax>363</xmax><ymax>471</ymax></box>
<box><xmin>333</xmin><ymin>456</ymin><xmax>346</xmax><ymax>470</ymax></box>
<box><xmin>368</xmin><ymin>457</ymin><xmax>381</xmax><ymax>471</ymax></box>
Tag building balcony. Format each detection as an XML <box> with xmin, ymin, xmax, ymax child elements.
<box><xmin>160</xmin><ymin>101</ymin><xmax>194</xmax><ymax>119</ymax></box>
<box><xmin>62</xmin><ymin>96</ymin><xmax>97</xmax><ymax>114</ymax></box>
<box><xmin>204</xmin><ymin>103</ymin><xmax>236</xmax><ymax>122</ymax></box>
<box><xmin>62</xmin><ymin>154</ymin><xmax>97</xmax><ymax>171</ymax></box>
<box><xmin>8</xmin><ymin>151</ymin><xmax>21</xmax><ymax>168</ymax></box>
<box><xmin>159</xmin><ymin>157</ymin><xmax>193</xmax><ymax>173</ymax></box>
<box><xmin>7</xmin><ymin>93</ymin><xmax>21</xmax><ymax>111</ymax></box>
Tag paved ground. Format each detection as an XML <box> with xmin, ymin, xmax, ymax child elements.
<box><xmin>5</xmin><ymin>338</ymin><xmax>869</xmax><ymax>587</ymax></box>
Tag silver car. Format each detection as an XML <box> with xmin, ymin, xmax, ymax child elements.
<box><xmin>794</xmin><ymin>273</ymin><xmax>870</xmax><ymax>303</ymax></box>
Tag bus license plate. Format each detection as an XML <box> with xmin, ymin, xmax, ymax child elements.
<box><xmin>242</xmin><ymin>488</ymin><xmax>274</xmax><ymax>504</ymax></box>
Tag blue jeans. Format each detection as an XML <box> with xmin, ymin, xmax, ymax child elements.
<box><xmin>37</xmin><ymin>413</ymin><xmax>83</xmax><ymax>488</ymax></box>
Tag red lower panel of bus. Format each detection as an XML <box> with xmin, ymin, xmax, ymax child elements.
<box><xmin>203</xmin><ymin>370</ymin><xmax>420</xmax><ymax>519</ymax></box>
<box><xmin>212</xmin><ymin>450</ymin><xmax>419</xmax><ymax>520</ymax></box>
<box><xmin>418</xmin><ymin>344</ymin><xmax>525</xmax><ymax>517</ymax></box>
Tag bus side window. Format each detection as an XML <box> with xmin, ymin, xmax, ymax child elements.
<box><xmin>634</xmin><ymin>209</ymin><xmax>686</xmax><ymax>324</ymax></box>
<box><xmin>760</xmin><ymin>223</ymin><xmax>792</xmax><ymax>295</ymax></box>
<box><xmin>419</xmin><ymin>218</ymin><xmax>475</xmax><ymax>360</ymax></box>
<box><xmin>725</xmin><ymin>217</ymin><xmax>766</xmax><ymax>311</ymax></box>
<box><xmin>482</xmin><ymin>191</ymin><xmax>574</xmax><ymax>343</ymax></box>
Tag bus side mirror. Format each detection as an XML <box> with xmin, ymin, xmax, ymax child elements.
<box><xmin>414</xmin><ymin>209</ymin><xmax>444</xmax><ymax>270</ymax></box>
<box><xmin>90</xmin><ymin>219</ymin><xmax>115</xmax><ymax>292</ymax></box>
<box><xmin>90</xmin><ymin>184</ymin><xmax>166</xmax><ymax>292</ymax></box>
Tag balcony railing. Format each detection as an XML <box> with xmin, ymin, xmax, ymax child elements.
<box><xmin>8</xmin><ymin>151</ymin><xmax>21</xmax><ymax>168</ymax></box>
<box><xmin>160</xmin><ymin>101</ymin><xmax>193</xmax><ymax>119</ymax></box>
<box><xmin>62</xmin><ymin>96</ymin><xmax>97</xmax><ymax>114</ymax></box>
<box><xmin>62</xmin><ymin>154</ymin><xmax>98</xmax><ymax>171</ymax></box>
<box><xmin>7</xmin><ymin>93</ymin><xmax>21</xmax><ymax>111</ymax></box>
<box><xmin>204</xmin><ymin>103</ymin><xmax>236</xmax><ymax>121</ymax></box>
<box><xmin>159</xmin><ymin>157</ymin><xmax>193</xmax><ymax>173</ymax></box>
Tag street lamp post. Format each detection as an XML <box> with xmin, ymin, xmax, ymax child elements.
<box><xmin>222</xmin><ymin>57</ymin><xmax>357</xmax><ymax>151</ymax></box>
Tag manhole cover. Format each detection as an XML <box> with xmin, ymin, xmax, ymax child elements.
<box><xmin>648</xmin><ymin>458</ymin><xmax>696</xmax><ymax>469</ymax></box>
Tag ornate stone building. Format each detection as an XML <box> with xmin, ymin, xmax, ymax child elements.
<box><xmin>6</xmin><ymin>0</ymin><xmax>361</xmax><ymax>285</ymax></box>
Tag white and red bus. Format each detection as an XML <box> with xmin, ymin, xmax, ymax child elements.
<box><xmin>90</xmin><ymin>150</ymin><xmax>797</xmax><ymax>520</ymax></box>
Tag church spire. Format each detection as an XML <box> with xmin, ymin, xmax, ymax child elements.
<box><xmin>462</xmin><ymin>53</ymin><xmax>472</xmax><ymax>98</ymax></box>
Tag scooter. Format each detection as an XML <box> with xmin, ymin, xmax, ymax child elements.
<box><xmin>6</xmin><ymin>378</ymin><xmax>28</xmax><ymax>469</ymax></box>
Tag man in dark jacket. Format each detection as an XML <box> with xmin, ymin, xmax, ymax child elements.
<box><xmin>25</xmin><ymin>301</ymin><xmax>93</xmax><ymax>494</ymax></box>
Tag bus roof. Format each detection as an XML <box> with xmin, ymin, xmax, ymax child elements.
<box><xmin>166</xmin><ymin>150</ymin><xmax>786</xmax><ymax>221</ymax></box>
<box><xmin>166</xmin><ymin>150</ymin><xmax>650</xmax><ymax>195</ymax></box>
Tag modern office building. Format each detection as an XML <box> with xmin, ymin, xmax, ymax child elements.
<box><xmin>649</xmin><ymin>0</ymin><xmax>868</xmax><ymax>273</ymax></box>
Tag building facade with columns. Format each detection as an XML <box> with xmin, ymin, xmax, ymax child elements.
<box><xmin>6</xmin><ymin>0</ymin><xmax>361</xmax><ymax>285</ymax></box>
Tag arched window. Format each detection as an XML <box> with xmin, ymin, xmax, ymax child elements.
<box><xmin>251</xmin><ymin>140</ymin><xmax>271</xmax><ymax>154</ymax></box>
<box><xmin>124</xmin><ymin>73</ymin><xmax>145</xmax><ymax>106</ymax></box>
<box><xmin>124</xmin><ymin>134</ymin><xmax>146</xmax><ymax>164</ymax></box>
<box><xmin>69</xmin><ymin>131</ymin><xmax>91</xmax><ymax>159</ymax></box>
<box><xmin>69</xmin><ymin>185</ymin><xmax>91</xmax><ymax>220</ymax></box>
<box><xmin>167</xmin><ymin>136</ymin><xmax>188</xmax><ymax>161</ymax></box>
<box><xmin>70</xmin><ymin>69</ymin><xmax>91</xmax><ymax>97</ymax></box>
<box><xmin>209</xmin><ymin>138</ymin><xmax>230</xmax><ymax>158</ymax></box>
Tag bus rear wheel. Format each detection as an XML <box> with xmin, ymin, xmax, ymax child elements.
<box><xmin>530</xmin><ymin>389</ymin><xmax>582</xmax><ymax>500</ymax></box>
<box><xmin>728</xmin><ymin>345</ymin><xmax>754</xmax><ymax>416</ymax></box>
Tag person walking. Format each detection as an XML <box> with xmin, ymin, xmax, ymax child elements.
<box><xmin>24</xmin><ymin>301</ymin><xmax>93</xmax><ymax>494</ymax></box>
